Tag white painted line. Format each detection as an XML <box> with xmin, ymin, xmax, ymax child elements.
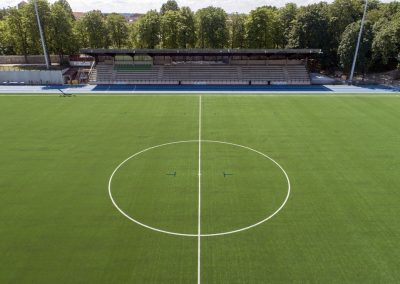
<box><xmin>200</xmin><ymin>140</ymin><xmax>291</xmax><ymax>237</ymax></box>
<box><xmin>108</xmin><ymin>140</ymin><xmax>199</xmax><ymax>237</ymax></box>
<box><xmin>0</xmin><ymin>93</ymin><xmax>399</xmax><ymax>97</ymax></box>
<box><xmin>198</xmin><ymin>96</ymin><xmax>202</xmax><ymax>284</ymax></box>
<box><xmin>107</xmin><ymin>140</ymin><xmax>291</xmax><ymax>237</ymax></box>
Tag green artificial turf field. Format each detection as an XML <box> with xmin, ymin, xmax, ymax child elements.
<box><xmin>0</xmin><ymin>94</ymin><xmax>399</xmax><ymax>283</ymax></box>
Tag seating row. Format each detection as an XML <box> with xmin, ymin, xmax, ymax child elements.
<box><xmin>90</xmin><ymin>63</ymin><xmax>311</xmax><ymax>85</ymax></box>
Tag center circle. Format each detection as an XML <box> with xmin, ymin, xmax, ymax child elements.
<box><xmin>108</xmin><ymin>140</ymin><xmax>291</xmax><ymax>237</ymax></box>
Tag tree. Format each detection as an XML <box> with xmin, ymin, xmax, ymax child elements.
<box><xmin>0</xmin><ymin>8</ymin><xmax>9</xmax><ymax>20</ymax></box>
<box><xmin>371</xmin><ymin>3</ymin><xmax>400</xmax><ymax>67</ymax></box>
<box><xmin>25</xmin><ymin>0</ymin><xmax>52</xmax><ymax>55</ymax></box>
<box><xmin>127</xmin><ymin>21</ymin><xmax>139</xmax><ymax>48</ymax></box>
<box><xmin>160</xmin><ymin>10</ymin><xmax>181</xmax><ymax>48</ymax></box>
<box><xmin>160</xmin><ymin>0</ymin><xmax>179</xmax><ymax>15</ymax></box>
<box><xmin>74</xmin><ymin>19</ymin><xmax>89</xmax><ymax>48</ymax></box>
<box><xmin>361</xmin><ymin>0</ymin><xmax>384</xmax><ymax>24</ymax></box>
<box><xmin>338</xmin><ymin>21</ymin><xmax>374</xmax><ymax>74</ymax></box>
<box><xmin>196</xmin><ymin>6</ymin><xmax>228</xmax><ymax>48</ymax></box>
<box><xmin>245</xmin><ymin>7</ymin><xmax>277</xmax><ymax>48</ymax></box>
<box><xmin>288</xmin><ymin>3</ymin><xmax>333</xmax><ymax>68</ymax></box>
<box><xmin>5</xmin><ymin>7</ymin><xmax>31</xmax><ymax>58</ymax></box>
<box><xmin>160</xmin><ymin>6</ymin><xmax>196</xmax><ymax>48</ymax></box>
<box><xmin>0</xmin><ymin>20</ymin><xmax>6</xmax><ymax>53</ymax></box>
<box><xmin>177</xmin><ymin>7</ymin><xmax>196</xmax><ymax>48</ymax></box>
<box><xmin>0</xmin><ymin>19</ymin><xmax>14</xmax><ymax>55</ymax></box>
<box><xmin>48</xmin><ymin>0</ymin><xmax>77</xmax><ymax>58</ymax></box>
<box><xmin>228</xmin><ymin>13</ymin><xmax>246</xmax><ymax>48</ymax></box>
<box><xmin>277</xmin><ymin>3</ymin><xmax>297</xmax><ymax>48</ymax></box>
<box><xmin>0</xmin><ymin>9</ymin><xmax>13</xmax><ymax>56</ymax></box>
<box><xmin>50</xmin><ymin>0</ymin><xmax>74</xmax><ymax>19</ymax></box>
<box><xmin>106</xmin><ymin>13</ymin><xmax>128</xmax><ymax>48</ymax></box>
<box><xmin>79</xmin><ymin>10</ymin><xmax>108</xmax><ymax>48</ymax></box>
<box><xmin>269</xmin><ymin>8</ymin><xmax>283</xmax><ymax>48</ymax></box>
<box><xmin>372</xmin><ymin>14</ymin><xmax>400</xmax><ymax>68</ymax></box>
<box><xmin>328</xmin><ymin>0</ymin><xmax>362</xmax><ymax>43</ymax></box>
<box><xmin>136</xmin><ymin>10</ymin><xmax>160</xmax><ymax>48</ymax></box>
<box><xmin>289</xmin><ymin>3</ymin><xmax>330</xmax><ymax>49</ymax></box>
<box><xmin>378</xmin><ymin>1</ymin><xmax>400</xmax><ymax>20</ymax></box>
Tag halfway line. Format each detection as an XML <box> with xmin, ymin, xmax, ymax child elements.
<box><xmin>197</xmin><ymin>95</ymin><xmax>202</xmax><ymax>284</ymax></box>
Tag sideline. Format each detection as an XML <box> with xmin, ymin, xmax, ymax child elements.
<box><xmin>0</xmin><ymin>84</ymin><xmax>398</xmax><ymax>94</ymax></box>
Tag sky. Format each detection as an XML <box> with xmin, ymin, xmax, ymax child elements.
<box><xmin>0</xmin><ymin>0</ymin><xmax>395</xmax><ymax>13</ymax></box>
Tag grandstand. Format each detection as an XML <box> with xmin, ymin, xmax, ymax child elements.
<box><xmin>82</xmin><ymin>49</ymin><xmax>321</xmax><ymax>85</ymax></box>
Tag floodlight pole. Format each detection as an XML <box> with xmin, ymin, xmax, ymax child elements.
<box><xmin>348</xmin><ymin>0</ymin><xmax>369</xmax><ymax>85</ymax></box>
<box><xmin>34</xmin><ymin>0</ymin><xmax>50</xmax><ymax>70</ymax></box>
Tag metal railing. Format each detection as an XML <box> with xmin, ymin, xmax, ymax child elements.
<box><xmin>88</xmin><ymin>61</ymin><xmax>96</xmax><ymax>81</ymax></box>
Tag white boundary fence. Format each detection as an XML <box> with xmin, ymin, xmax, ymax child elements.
<box><xmin>0</xmin><ymin>70</ymin><xmax>64</xmax><ymax>85</ymax></box>
<box><xmin>0</xmin><ymin>55</ymin><xmax>69</xmax><ymax>64</ymax></box>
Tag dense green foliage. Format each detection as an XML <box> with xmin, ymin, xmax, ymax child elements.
<box><xmin>160</xmin><ymin>8</ymin><xmax>196</xmax><ymax>48</ymax></box>
<box><xmin>135</xmin><ymin>10</ymin><xmax>161</xmax><ymax>49</ymax></box>
<box><xmin>106</xmin><ymin>13</ymin><xmax>129</xmax><ymax>48</ymax></box>
<box><xmin>196</xmin><ymin>6</ymin><xmax>228</xmax><ymax>48</ymax></box>
<box><xmin>0</xmin><ymin>0</ymin><xmax>400</xmax><ymax>72</ymax></box>
<box><xmin>245</xmin><ymin>7</ymin><xmax>276</xmax><ymax>48</ymax></box>
<box><xmin>0</xmin><ymin>95</ymin><xmax>399</xmax><ymax>283</ymax></box>
<box><xmin>48</xmin><ymin>0</ymin><xmax>76</xmax><ymax>58</ymax></box>
<box><xmin>160</xmin><ymin>0</ymin><xmax>179</xmax><ymax>15</ymax></box>
<box><xmin>289</xmin><ymin>3</ymin><xmax>334</xmax><ymax>68</ymax></box>
<box><xmin>338</xmin><ymin>21</ymin><xmax>374</xmax><ymax>73</ymax></box>
<box><xmin>80</xmin><ymin>10</ymin><xmax>108</xmax><ymax>48</ymax></box>
<box><xmin>228</xmin><ymin>13</ymin><xmax>246</xmax><ymax>49</ymax></box>
<box><xmin>276</xmin><ymin>3</ymin><xmax>298</xmax><ymax>48</ymax></box>
<box><xmin>372</xmin><ymin>12</ymin><xmax>400</xmax><ymax>69</ymax></box>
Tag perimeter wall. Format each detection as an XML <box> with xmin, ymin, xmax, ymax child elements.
<box><xmin>0</xmin><ymin>70</ymin><xmax>64</xmax><ymax>84</ymax></box>
<box><xmin>0</xmin><ymin>55</ymin><xmax>69</xmax><ymax>64</ymax></box>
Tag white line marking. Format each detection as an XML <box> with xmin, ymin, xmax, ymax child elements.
<box><xmin>108</xmin><ymin>140</ymin><xmax>291</xmax><ymax>237</ymax></box>
<box><xmin>0</xmin><ymin>93</ymin><xmax>398</xmax><ymax>97</ymax></box>
<box><xmin>197</xmin><ymin>96</ymin><xmax>202</xmax><ymax>284</ymax></box>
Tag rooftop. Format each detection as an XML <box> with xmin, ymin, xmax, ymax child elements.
<box><xmin>81</xmin><ymin>48</ymin><xmax>322</xmax><ymax>57</ymax></box>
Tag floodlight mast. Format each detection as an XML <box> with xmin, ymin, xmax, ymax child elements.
<box><xmin>348</xmin><ymin>0</ymin><xmax>369</xmax><ymax>85</ymax></box>
<box><xmin>34</xmin><ymin>0</ymin><xmax>50</xmax><ymax>70</ymax></box>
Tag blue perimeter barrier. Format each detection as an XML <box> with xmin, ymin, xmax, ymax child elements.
<box><xmin>39</xmin><ymin>84</ymin><xmax>332</xmax><ymax>92</ymax></box>
<box><xmin>33</xmin><ymin>84</ymin><xmax>399</xmax><ymax>93</ymax></box>
<box><xmin>92</xmin><ymin>84</ymin><xmax>332</xmax><ymax>92</ymax></box>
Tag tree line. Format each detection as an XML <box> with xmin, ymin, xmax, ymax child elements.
<box><xmin>0</xmin><ymin>0</ymin><xmax>399</xmax><ymax>73</ymax></box>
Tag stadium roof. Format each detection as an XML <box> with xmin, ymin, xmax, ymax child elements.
<box><xmin>81</xmin><ymin>48</ymin><xmax>322</xmax><ymax>56</ymax></box>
